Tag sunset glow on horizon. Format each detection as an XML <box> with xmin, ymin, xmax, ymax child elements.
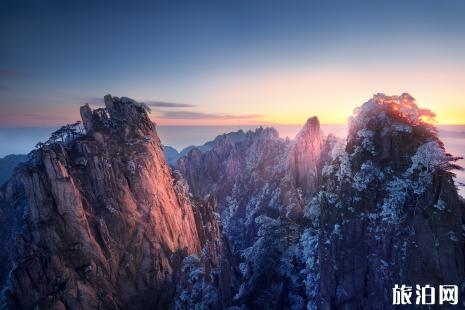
<box><xmin>1</xmin><ymin>1</ymin><xmax>465</xmax><ymax>127</ymax></box>
<box><xmin>2</xmin><ymin>61</ymin><xmax>465</xmax><ymax>127</ymax></box>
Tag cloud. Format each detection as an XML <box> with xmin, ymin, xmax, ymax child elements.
<box><xmin>71</xmin><ymin>97</ymin><xmax>261</xmax><ymax>121</ymax></box>
<box><xmin>12</xmin><ymin>113</ymin><xmax>70</xmax><ymax>121</ymax></box>
<box><xmin>158</xmin><ymin>110</ymin><xmax>262</xmax><ymax>120</ymax></box>
<box><xmin>78</xmin><ymin>96</ymin><xmax>105</xmax><ymax>105</ymax></box>
<box><xmin>147</xmin><ymin>101</ymin><xmax>194</xmax><ymax>108</ymax></box>
<box><xmin>78</xmin><ymin>97</ymin><xmax>194</xmax><ymax>108</ymax></box>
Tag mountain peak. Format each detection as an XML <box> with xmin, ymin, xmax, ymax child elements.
<box><xmin>0</xmin><ymin>94</ymin><xmax>211</xmax><ymax>309</ymax></box>
<box><xmin>289</xmin><ymin>116</ymin><xmax>322</xmax><ymax>199</ymax></box>
<box><xmin>296</xmin><ymin>116</ymin><xmax>320</xmax><ymax>140</ymax></box>
<box><xmin>304</xmin><ymin>115</ymin><xmax>319</xmax><ymax>126</ymax></box>
<box><xmin>351</xmin><ymin>93</ymin><xmax>436</xmax><ymax>131</ymax></box>
<box><xmin>81</xmin><ymin>94</ymin><xmax>153</xmax><ymax>134</ymax></box>
<box><xmin>316</xmin><ymin>93</ymin><xmax>464</xmax><ymax>309</ymax></box>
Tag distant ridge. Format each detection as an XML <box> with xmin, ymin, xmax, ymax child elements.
<box><xmin>0</xmin><ymin>154</ymin><xmax>27</xmax><ymax>185</ymax></box>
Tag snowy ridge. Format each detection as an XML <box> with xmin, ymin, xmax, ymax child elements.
<box><xmin>177</xmin><ymin>93</ymin><xmax>465</xmax><ymax>309</ymax></box>
<box><xmin>316</xmin><ymin>93</ymin><xmax>464</xmax><ymax>309</ymax></box>
<box><xmin>1</xmin><ymin>93</ymin><xmax>463</xmax><ymax>309</ymax></box>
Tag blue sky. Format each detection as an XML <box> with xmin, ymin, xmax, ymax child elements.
<box><xmin>1</xmin><ymin>0</ymin><xmax>465</xmax><ymax>125</ymax></box>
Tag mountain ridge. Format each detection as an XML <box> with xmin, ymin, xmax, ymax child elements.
<box><xmin>0</xmin><ymin>93</ymin><xmax>464</xmax><ymax>309</ymax></box>
<box><xmin>0</xmin><ymin>95</ymin><xmax>226</xmax><ymax>309</ymax></box>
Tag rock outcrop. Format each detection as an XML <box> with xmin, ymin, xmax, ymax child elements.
<box><xmin>176</xmin><ymin>123</ymin><xmax>324</xmax><ymax>253</ymax></box>
<box><xmin>1</xmin><ymin>92</ymin><xmax>463</xmax><ymax>309</ymax></box>
<box><xmin>0</xmin><ymin>95</ymin><xmax>219</xmax><ymax>309</ymax></box>
<box><xmin>175</xmin><ymin>120</ymin><xmax>327</xmax><ymax>308</ymax></box>
<box><xmin>174</xmin><ymin>93</ymin><xmax>465</xmax><ymax>309</ymax></box>
<box><xmin>289</xmin><ymin>117</ymin><xmax>323</xmax><ymax>199</ymax></box>
<box><xmin>316</xmin><ymin>93</ymin><xmax>465</xmax><ymax>309</ymax></box>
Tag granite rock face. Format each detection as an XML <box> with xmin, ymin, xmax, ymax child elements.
<box><xmin>1</xmin><ymin>93</ymin><xmax>463</xmax><ymax>309</ymax></box>
<box><xmin>176</xmin><ymin>122</ymin><xmax>324</xmax><ymax>253</ymax></box>
<box><xmin>289</xmin><ymin>116</ymin><xmax>323</xmax><ymax>200</ymax></box>
<box><xmin>175</xmin><ymin>93</ymin><xmax>465</xmax><ymax>309</ymax></box>
<box><xmin>175</xmin><ymin>120</ymin><xmax>328</xmax><ymax>308</ymax></box>
<box><xmin>0</xmin><ymin>95</ymin><xmax>223</xmax><ymax>309</ymax></box>
<box><xmin>316</xmin><ymin>93</ymin><xmax>465</xmax><ymax>309</ymax></box>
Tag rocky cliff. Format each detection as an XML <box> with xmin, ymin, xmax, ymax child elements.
<box><xmin>316</xmin><ymin>93</ymin><xmax>465</xmax><ymax>309</ymax></box>
<box><xmin>0</xmin><ymin>95</ymin><xmax>226</xmax><ymax>309</ymax></box>
<box><xmin>175</xmin><ymin>118</ymin><xmax>328</xmax><ymax>308</ymax></box>
<box><xmin>175</xmin><ymin>93</ymin><xmax>465</xmax><ymax>309</ymax></box>
<box><xmin>1</xmin><ymin>93</ymin><xmax>463</xmax><ymax>309</ymax></box>
<box><xmin>176</xmin><ymin>122</ymin><xmax>324</xmax><ymax>253</ymax></box>
<box><xmin>289</xmin><ymin>117</ymin><xmax>323</xmax><ymax>200</ymax></box>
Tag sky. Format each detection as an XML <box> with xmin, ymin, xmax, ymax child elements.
<box><xmin>1</xmin><ymin>0</ymin><xmax>465</xmax><ymax>127</ymax></box>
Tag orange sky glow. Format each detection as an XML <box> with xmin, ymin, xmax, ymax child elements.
<box><xmin>147</xmin><ymin>64</ymin><xmax>465</xmax><ymax>126</ymax></box>
<box><xmin>1</xmin><ymin>65</ymin><xmax>464</xmax><ymax>127</ymax></box>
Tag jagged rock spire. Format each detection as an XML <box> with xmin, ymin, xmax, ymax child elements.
<box><xmin>289</xmin><ymin>116</ymin><xmax>322</xmax><ymax>199</ymax></box>
<box><xmin>0</xmin><ymin>95</ymin><xmax>209</xmax><ymax>309</ymax></box>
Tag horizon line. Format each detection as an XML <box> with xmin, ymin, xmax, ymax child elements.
<box><xmin>2</xmin><ymin>123</ymin><xmax>465</xmax><ymax>129</ymax></box>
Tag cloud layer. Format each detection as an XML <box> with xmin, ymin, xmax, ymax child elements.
<box><xmin>157</xmin><ymin>110</ymin><xmax>262</xmax><ymax>120</ymax></box>
<box><xmin>79</xmin><ymin>96</ymin><xmax>260</xmax><ymax>121</ymax></box>
<box><xmin>147</xmin><ymin>101</ymin><xmax>194</xmax><ymax>108</ymax></box>
<box><xmin>82</xmin><ymin>97</ymin><xmax>194</xmax><ymax>108</ymax></box>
